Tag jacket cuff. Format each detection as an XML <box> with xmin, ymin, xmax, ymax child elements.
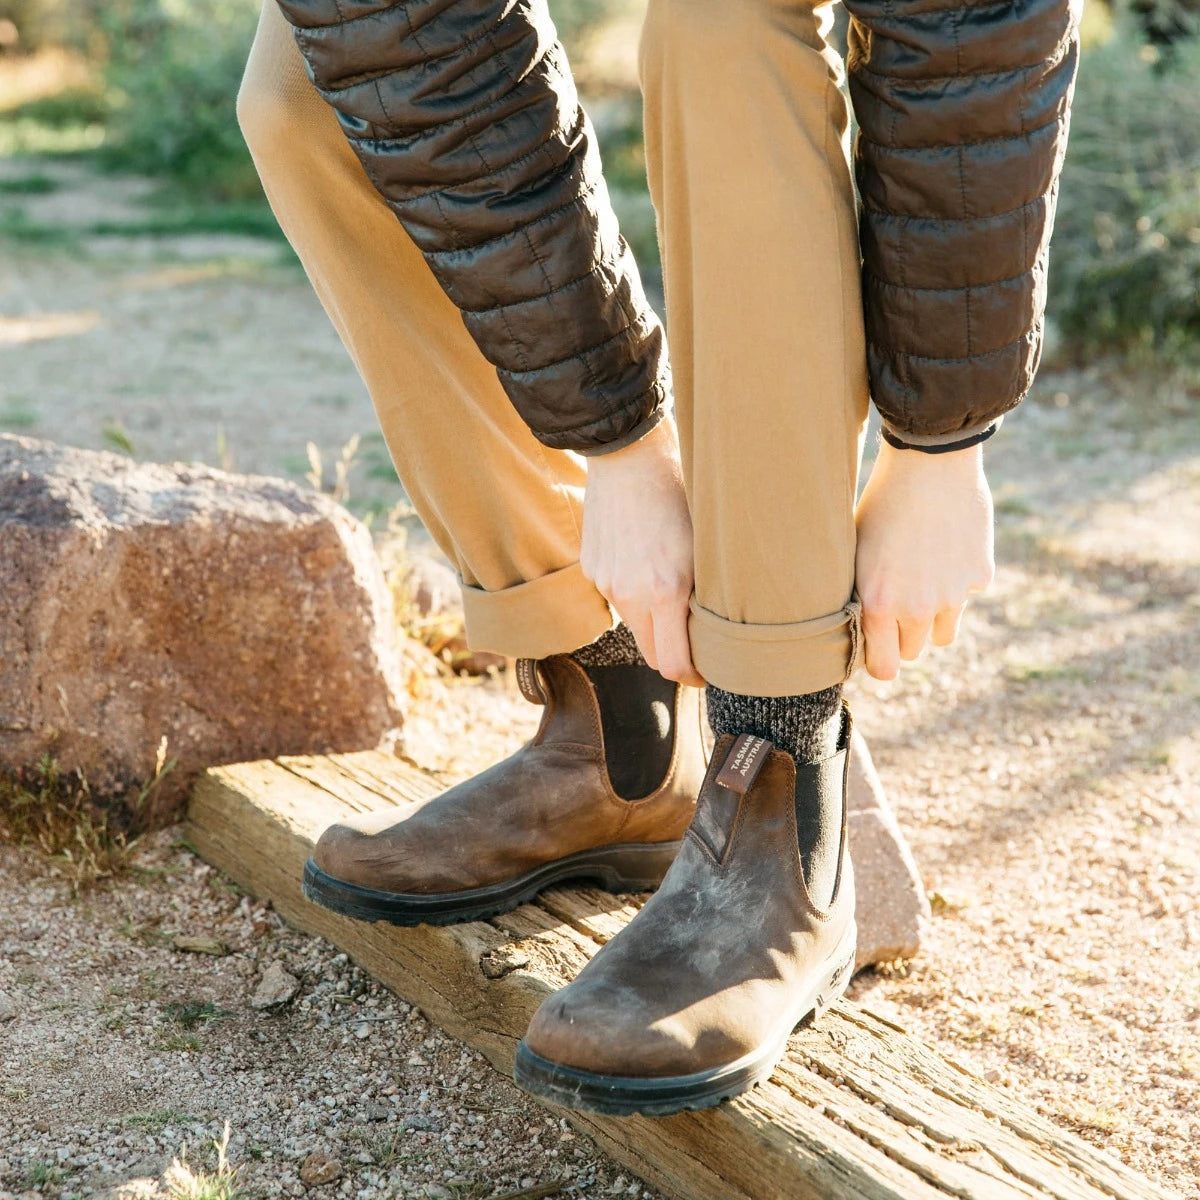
<box><xmin>574</xmin><ymin>406</ymin><xmax>667</xmax><ymax>458</ymax></box>
<box><xmin>880</xmin><ymin>416</ymin><xmax>1002</xmax><ymax>454</ymax></box>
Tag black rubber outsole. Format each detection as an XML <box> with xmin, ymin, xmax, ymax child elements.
<box><xmin>512</xmin><ymin>928</ymin><xmax>857</xmax><ymax>1117</ymax></box>
<box><xmin>301</xmin><ymin>840</ymin><xmax>683</xmax><ymax>927</ymax></box>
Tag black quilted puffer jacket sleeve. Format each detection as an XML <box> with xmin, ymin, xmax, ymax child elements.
<box><xmin>273</xmin><ymin>0</ymin><xmax>669</xmax><ymax>456</ymax></box>
<box><xmin>843</xmin><ymin>0</ymin><xmax>1081</xmax><ymax>449</ymax></box>
<box><xmin>275</xmin><ymin>0</ymin><xmax>1079</xmax><ymax>455</ymax></box>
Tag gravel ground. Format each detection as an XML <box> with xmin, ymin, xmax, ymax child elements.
<box><xmin>846</xmin><ymin>380</ymin><xmax>1200</xmax><ymax>1198</ymax></box>
<box><xmin>0</xmin><ymin>832</ymin><xmax>656</xmax><ymax>1200</ymax></box>
<box><xmin>0</xmin><ymin>157</ymin><xmax>413</xmax><ymax>528</ymax></box>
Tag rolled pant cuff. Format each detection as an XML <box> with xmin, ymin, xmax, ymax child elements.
<box><xmin>690</xmin><ymin>596</ymin><xmax>863</xmax><ymax>698</ymax></box>
<box><xmin>460</xmin><ymin>562</ymin><xmax>614</xmax><ymax>661</ymax></box>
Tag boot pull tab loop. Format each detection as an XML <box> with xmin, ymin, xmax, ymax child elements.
<box><xmin>715</xmin><ymin>734</ymin><xmax>772</xmax><ymax>795</ymax></box>
<box><xmin>516</xmin><ymin>658</ymin><xmax>548</xmax><ymax>705</ymax></box>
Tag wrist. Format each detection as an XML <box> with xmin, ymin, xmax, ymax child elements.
<box><xmin>877</xmin><ymin>437</ymin><xmax>984</xmax><ymax>477</ymax></box>
<box><xmin>587</xmin><ymin>416</ymin><xmax>679</xmax><ymax>474</ymax></box>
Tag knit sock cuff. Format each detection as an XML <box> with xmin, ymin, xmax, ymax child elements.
<box><xmin>569</xmin><ymin>622</ymin><xmax>645</xmax><ymax>668</ymax></box>
<box><xmin>706</xmin><ymin>683</ymin><xmax>843</xmax><ymax>765</ymax></box>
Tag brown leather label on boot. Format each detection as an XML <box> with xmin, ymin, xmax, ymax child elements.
<box><xmin>715</xmin><ymin>733</ymin><xmax>771</xmax><ymax>794</ymax></box>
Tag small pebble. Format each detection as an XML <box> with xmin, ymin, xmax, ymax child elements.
<box><xmin>251</xmin><ymin>962</ymin><xmax>301</xmax><ymax>1009</ymax></box>
<box><xmin>299</xmin><ymin>1152</ymin><xmax>342</xmax><ymax>1186</ymax></box>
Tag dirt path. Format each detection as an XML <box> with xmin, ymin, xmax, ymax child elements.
<box><xmin>0</xmin><ymin>157</ymin><xmax>405</xmax><ymax>524</ymax></box>
<box><xmin>2</xmin><ymin>157</ymin><xmax>1198</xmax><ymax>1197</ymax></box>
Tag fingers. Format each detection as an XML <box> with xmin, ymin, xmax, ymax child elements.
<box><xmin>585</xmin><ymin>552</ymin><xmax>702</xmax><ymax>686</ymax></box>
<box><xmin>581</xmin><ymin>555</ymin><xmax>656</xmax><ymax>669</ymax></box>
<box><xmin>865</xmin><ymin>602</ymin><xmax>967</xmax><ymax>679</ymax></box>
<box><xmin>862</xmin><ymin>606</ymin><xmax>901</xmax><ymax>681</ymax></box>
<box><xmin>931</xmin><ymin>604</ymin><xmax>965</xmax><ymax>647</ymax></box>
<box><xmin>898</xmin><ymin>614</ymin><xmax>934</xmax><ymax>662</ymax></box>
<box><xmin>618</xmin><ymin>606</ymin><xmax>659</xmax><ymax>673</ymax></box>
<box><xmin>969</xmin><ymin>559</ymin><xmax>996</xmax><ymax>594</ymax></box>
<box><xmin>652</xmin><ymin>597</ymin><xmax>705</xmax><ymax>688</ymax></box>
<box><xmin>609</xmin><ymin>595</ymin><xmax>704</xmax><ymax>687</ymax></box>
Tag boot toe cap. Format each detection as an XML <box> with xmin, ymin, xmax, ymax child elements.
<box><xmin>312</xmin><ymin>814</ymin><xmax>423</xmax><ymax>892</ymax></box>
<box><xmin>311</xmin><ymin>821</ymin><xmax>362</xmax><ymax>880</ymax></box>
<box><xmin>524</xmin><ymin>981</ymin><xmax>748</xmax><ymax>1079</ymax></box>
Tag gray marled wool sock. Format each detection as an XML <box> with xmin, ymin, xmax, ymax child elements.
<box><xmin>569</xmin><ymin>623</ymin><xmax>645</xmax><ymax>668</ymax></box>
<box><xmin>706</xmin><ymin>683</ymin><xmax>843</xmax><ymax>765</ymax></box>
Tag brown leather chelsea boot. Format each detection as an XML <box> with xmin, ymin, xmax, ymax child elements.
<box><xmin>513</xmin><ymin>705</ymin><xmax>857</xmax><ymax>1116</ymax></box>
<box><xmin>301</xmin><ymin>654</ymin><xmax>706</xmax><ymax>925</ymax></box>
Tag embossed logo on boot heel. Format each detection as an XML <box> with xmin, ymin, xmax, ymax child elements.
<box><xmin>715</xmin><ymin>734</ymin><xmax>771</xmax><ymax>794</ymax></box>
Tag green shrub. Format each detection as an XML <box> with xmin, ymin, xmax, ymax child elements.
<box><xmin>98</xmin><ymin>0</ymin><xmax>262</xmax><ymax>200</ymax></box>
<box><xmin>7</xmin><ymin>83</ymin><xmax>108</xmax><ymax>127</ymax></box>
<box><xmin>86</xmin><ymin>0</ymin><xmax>630</xmax><ymax>204</ymax></box>
<box><xmin>4</xmin><ymin>0</ymin><xmax>635</xmax><ymax>205</ymax></box>
<box><xmin>1049</xmin><ymin>24</ymin><xmax>1200</xmax><ymax>364</ymax></box>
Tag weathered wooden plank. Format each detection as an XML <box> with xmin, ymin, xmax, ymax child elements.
<box><xmin>537</xmin><ymin>885</ymin><xmax>645</xmax><ymax>944</ymax></box>
<box><xmin>769</xmin><ymin>1059</ymin><xmax>1047</xmax><ymax>1200</ymax></box>
<box><xmin>187</xmin><ymin>752</ymin><xmax>1176</xmax><ymax>1200</ymax></box>
<box><xmin>278</xmin><ymin>752</ymin><xmax>432</xmax><ymax>812</ymax></box>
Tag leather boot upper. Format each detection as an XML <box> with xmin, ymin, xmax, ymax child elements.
<box><xmin>523</xmin><ymin>712</ymin><xmax>856</xmax><ymax>1078</ymax></box>
<box><xmin>312</xmin><ymin>655</ymin><xmax>705</xmax><ymax>894</ymax></box>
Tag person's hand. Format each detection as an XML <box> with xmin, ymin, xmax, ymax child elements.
<box><xmin>581</xmin><ymin>419</ymin><xmax>705</xmax><ymax>687</ymax></box>
<box><xmin>854</xmin><ymin>439</ymin><xmax>995</xmax><ymax>681</ymax></box>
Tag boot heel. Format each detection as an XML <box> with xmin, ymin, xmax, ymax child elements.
<box><xmin>812</xmin><ymin>925</ymin><xmax>857</xmax><ymax>1019</ymax></box>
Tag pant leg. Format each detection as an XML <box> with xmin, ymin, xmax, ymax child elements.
<box><xmin>639</xmin><ymin>0</ymin><xmax>870</xmax><ymax>697</ymax></box>
<box><xmin>236</xmin><ymin>0</ymin><xmax>613</xmax><ymax>659</ymax></box>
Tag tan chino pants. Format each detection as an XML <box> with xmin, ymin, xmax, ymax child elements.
<box><xmin>237</xmin><ymin>0</ymin><xmax>869</xmax><ymax>697</ymax></box>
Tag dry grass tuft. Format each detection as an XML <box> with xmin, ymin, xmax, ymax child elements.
<box><xmin>164</xmin><ymin>1123</ymin><xmax>245</xmax><ymax>1200</ymax></box>
<box><xmin>378</xmin><ymin>522</ymin><xmax>498</xmax><ymax>678</ymax></box>
<box><xmin>390</xmin><ymin>567</ymin><xmax>473</xmax><ymax>668</ymax></box>
<box><xmin>0</xmin><ymin>741</ymin><xmax>175</xmax><ymax>891</ymax></box>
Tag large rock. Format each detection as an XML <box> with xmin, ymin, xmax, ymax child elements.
<box><xmin>0</xmin><ymin>435</ymin><xmax>404</xmax><ymax>822</ymax></box>
<box><xmin>848</xmin><ymin>731</ymin><xmax>931</xmax><ymax>967</ymax></box>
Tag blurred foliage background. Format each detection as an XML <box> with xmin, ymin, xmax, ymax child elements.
<box><xmin>0</xmin><ymin>0</ymin><xmax>1197</xmax><ymax>372</ymax></box>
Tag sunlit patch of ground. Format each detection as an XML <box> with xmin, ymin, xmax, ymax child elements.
<box><xmin>843</xmin><ymin>388</ymin><xmax>1200</xmax><ymax>1192</ymax></box>
<box><xmin>0</xmin><ymin>308</ymin><xmax>99</xmax><ymax>345</ymax></box>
